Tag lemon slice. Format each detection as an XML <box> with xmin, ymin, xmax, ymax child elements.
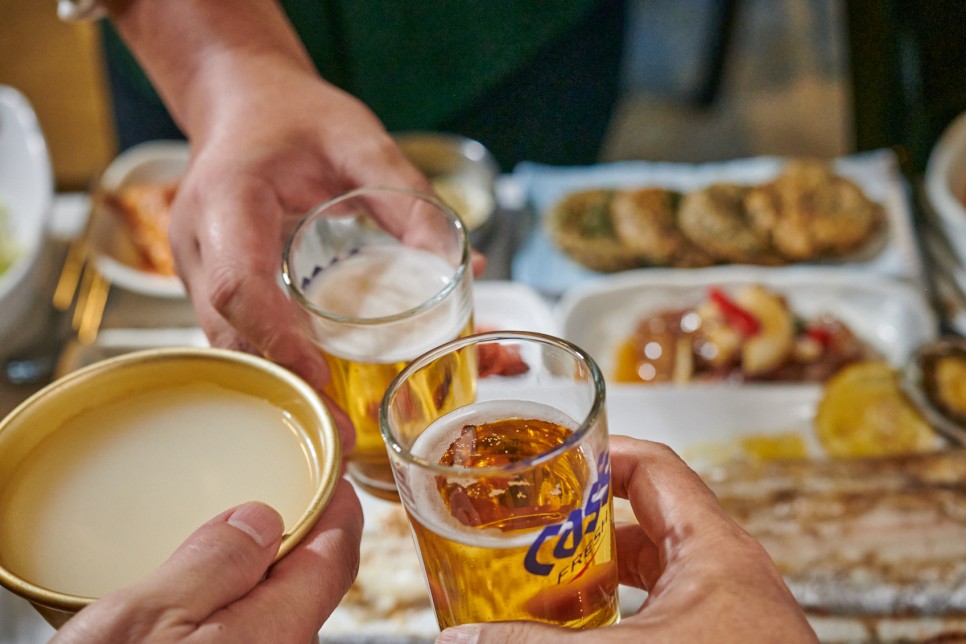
<box><xmin>815</xmin><ymin>361</ymin><xmax>936</xmax><ymax>458</ymax></box>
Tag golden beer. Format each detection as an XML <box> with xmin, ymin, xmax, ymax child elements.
<box><xmin>306</xmin><ymin>243</ymin><xmax>474</xmax><ymax>500</ymax></box>
<box><xmin>404</xmin><ymin>400</ymin><xmax>619</xmax><ymax>629</ymax></box>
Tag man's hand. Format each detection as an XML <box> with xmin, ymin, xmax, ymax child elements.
<box><xmin>437</xmin><ymin>436</ymin><xmax>818</xmax><ymax>643</ymax></box>
<box><xmin>55</xmin><ymin>479</ymin><xmax>363</xmax><ymax>643</ymax></box>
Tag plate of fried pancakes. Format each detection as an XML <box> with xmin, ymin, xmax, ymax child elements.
<box><xmin>511</xmin><ymin>149</ymin><xmax>922</xmax><ymax>295</ymax></box>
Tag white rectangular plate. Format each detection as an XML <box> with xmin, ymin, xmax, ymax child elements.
<box><xmin>511</xmin><ymin>149</ymin><xmax>925</xmax><ymax>296</ymax></box>
<box><xmin>556</xmin><ymin>265</ymin><xmax>940</xmax><ymax>465</ymax></box>
<box><xmin>557</xmin><ymin>265</ymin><xmax>937</xmax><ymax>379</ymax></box>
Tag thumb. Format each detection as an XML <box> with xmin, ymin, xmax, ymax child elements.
<box><xmin>133</xmin><ymin>501</ymin><xmax>284</xmax><ymax>620</ymax></box>
<box><xmin>437</xmin><ymin>622</ymin><xmax>569</xmax><ymax>644</ymax></box>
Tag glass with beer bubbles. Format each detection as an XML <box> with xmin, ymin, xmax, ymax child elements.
<box><xmin>283</xmin><ymin>186</ymin><xmax>474</xmax><ymax>501</ymax></box>
<box><xmin>380</xmin><ymin>331</ymin><xmax>619</xmax><ymax>630</ymax></box>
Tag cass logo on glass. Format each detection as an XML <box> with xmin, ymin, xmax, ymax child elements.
<box><xmin>525</xmin><ymin>452</ymin><xmax>611</xmax><ymax>581</ymax></box>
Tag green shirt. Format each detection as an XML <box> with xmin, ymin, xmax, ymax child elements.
<box><xmin>105</xmin><ymin>0</ymin><xmax>597</xmax><ymax>131</ymax></box>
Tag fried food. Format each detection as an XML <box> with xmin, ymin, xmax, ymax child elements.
<box><xmin>544</xmin><ymin>157</ymin><xmax>887</xmax><ymax>272</ymax></box>
<box><xmin>610</xmin><ymin>188</ymin><xmax>712</xmax><ymax>267</ymax></box>
<box><xmin>101</xmin><ymin>181</ymin><xmax>178</xmax><ymax>275</ymax></box>
<box><xmin>745</xmin><ymin>159</ymin><xmax>884</xmax><ymax>261</ymax></box>
<box><xmin>614</xmin><ymin>310</ymin><xmax>690</xmax><ymax>384</ymax></box>
<box><xmin>677</xmin><ymin>183</ymin><xmax>783</xmax><ymax>265</ymax></box>
<box><xmin>815</xmin><ymin>361</ymin><xmax>937</xmax><ymax>458</ymax></box>
<box><xmin>616</xmin><ymin>284</ymin><xmax>877</xmax><ymax>385</ymax></box>
<box><xmin>545</xmin><ymin>189</ymin><xmax>642</xmax><ymax>272</ymax></box>
<box><xmin>731</xmin><ymin>285</ymin><xmax>795</xmax><ymax>376</ymax></box>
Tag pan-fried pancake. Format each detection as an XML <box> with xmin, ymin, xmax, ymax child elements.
<box><xmin>610</xmin><ymin>187</ymin><xmax>713</xmax><ymax>268</ymax></box>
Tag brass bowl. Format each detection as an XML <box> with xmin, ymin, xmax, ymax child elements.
<box><xmin>394</xmin><ymin>131</ymin><xmax>499</xmax><ymax>245</ymax></box>
<box><xmin>0</xmin><ymin>347</ymin><xmax>341</xmax><ymax>628</ymax></box>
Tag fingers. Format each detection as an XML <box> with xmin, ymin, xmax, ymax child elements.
<box><xmin>170</xmin><ymin>186</ymin><xmax>357</xmax><ymax>450</ymax></box>
<box><xmin>318</xmin><ymin>389</ymin><xmax>357</xmax><ymax>454</ymax></box>
<box><xmin>200</xmin><ymin>479</ymin><xmax>363</xmax><ymax>640</ymax></box>
<box><xmin>52</xmin><ymin>503</ymin><xmax>286</xmax><ymax>643</ymax></box>
<box><xmin>167</xmin><ymin>175</ymin><xmax>317</xmax><ymax>369</ymax></box>
<box><xmin>608</xmin><ymin>436</ymin><xmax>742</xmax><ymax>589</ymax></box>
<box><xmin>138</xmin><ymin>502</ymin><xmax>285</xmax><ymax>621</ymax></box>
<box><xmin>437</xmin><ymin>622</ymin><xmax>570</xmax><ymax>644</ymax></box>
<box><xmin>199</xmin><ymin>190</ymin><xmax>329</xmax><ymax>385</ymax></box>
<box><xmin>614</xmin><ymin>522</ymin><xmax>660</xmax><ymax>591</ymax></box>
<box><xmin>609</xmin><ymin>435</ymin><xmax>735</xmax><ymax>538</ymax></box>
<box><xmin>470</xmin><ymin>249</ymin><xmax>487</xmax><ymax>277</ymax></box>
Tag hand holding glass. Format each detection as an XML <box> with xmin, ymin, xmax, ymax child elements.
<box><xmin>283</xmin><ymin>187</ymin><xmax>474</xmax><ymax>500</ymax></box>
<box><xmin>380</xmin><ymin>331</ymin><xmax>620</xmax><ymax>629</ymax></box>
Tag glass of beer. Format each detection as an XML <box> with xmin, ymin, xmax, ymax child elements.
<box><xmin>380</xmin><ymin>331</ymin><xmax>620</xmax><ymax>629</ymax></box>
<box><xmin>283</xmin><ymin>186</ymin><xmax>474</xmax><ymax>500</ymax></box>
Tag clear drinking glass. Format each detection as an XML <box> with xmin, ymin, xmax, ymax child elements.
<box><xmin>380</xmin><ymin>331</ymin><xmax>620</xmax><ymax>629</ymax></box>
<box><xmin>283</xmin><ymin>186</ymin><xmax>474</xmax><ymax>500</ymax></box>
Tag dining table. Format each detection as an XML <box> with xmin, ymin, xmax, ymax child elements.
<box><xmin>2</xmin><ymin>151</ymin><xmax>966</xmax><ymax>643</ymax></box>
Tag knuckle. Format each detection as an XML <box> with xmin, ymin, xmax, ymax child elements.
<box><xmin>206</xmin><ymin>264</ymin><xmax>246</xmax><ymax>320</ymax></box>
<box><xmin>187</xmin><ymin>533</ymin><xmax>259</xmax><ymax>581</ymax></box>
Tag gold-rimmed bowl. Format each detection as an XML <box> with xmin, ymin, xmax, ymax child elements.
<box><xmin>0</xmin><ymin>347</ymin><xmax>341</xmax><ymax>628</ymax></box>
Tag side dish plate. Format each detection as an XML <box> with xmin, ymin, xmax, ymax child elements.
<box><xmin>89</xmin><ymin>140</ymin><xmax>189</xmax><ymax>298</ymax></box>
<box><xmin>557</xmin><ymin>265</ymin><xmax>937</xmax><ymax>381</ymax></box>
<box><xmin>512</xmin><ymin>150</ymin><xmax>924</xmax><ymax>296</ymax></box>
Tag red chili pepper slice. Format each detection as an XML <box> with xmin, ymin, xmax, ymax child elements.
<box><xmin>805</xmin><ymin>324</ymin><xmax>833</xmax><ymax>347</ymax></box>
<box><xmin>708</xmin><ymin>287</ymin><xmax>761</xmax><ymax>336</ymax></box>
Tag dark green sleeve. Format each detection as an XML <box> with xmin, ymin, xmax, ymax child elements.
<box><xmin>299</xmin><ymin>0</ymin><xmax>599</xmax><ymax>129</ymax></box>
<box><xmin>103</xmin><ymin>0</ymin><xmax>598</xmax><ymax>131</ymax></box>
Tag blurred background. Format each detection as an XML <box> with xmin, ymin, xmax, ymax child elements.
<box><xmin>0</xmin><ymin>0</ymin><xmax>962</xmax><ymax>190</ymax></box>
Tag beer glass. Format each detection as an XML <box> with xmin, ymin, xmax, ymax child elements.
<box><xmin>283</xmin><ymin>186</ymin><xmax>474</xmax><ymax>500</ymax></box>
<box><xmin>380</xmin><ymin>331</ymin><xmax>619</xmax><ymax>629</ymax></box>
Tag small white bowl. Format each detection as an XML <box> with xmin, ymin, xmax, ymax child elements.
<box><xmin>89</xmin><ymin>140</ymin><xmax>189</xmax><ymax>298</ymax></box>
<box><xmin>0</xmin><ymin>86</ymin><xmax>54</xmax><ymax>346</ymax></box>
<box><xmin>925</xmin><ymin>111</ymin><xmax>966</xmax><ymax>264</ymax></box>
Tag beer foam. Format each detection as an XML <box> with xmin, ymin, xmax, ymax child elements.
<box><xmin>405</xmin><ymin>400</ymin><xmax>581</xmax><ymax>548</ymax></box>
<box><xmin>306</xmin><ymin>245</ymin><xmax>470</xmax><ymax>363</ymax></box>
<box><xmin>0</xmin><ymin>383</ymin><xmax>317</xmax><ymax>598</ymax></box>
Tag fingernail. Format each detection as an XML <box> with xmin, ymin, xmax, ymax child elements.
<box><xmin>437</xmin><ymin>624</ymin><xmax>481</xmax><ymax>644</ymax></box>
<box><xmin>227</xmin><ymin>503</ymin><xmax>282</xmax><ymax>548</ymax></box>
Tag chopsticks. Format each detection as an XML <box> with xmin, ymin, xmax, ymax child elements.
<box><xmin>56</xmin><ymin>196</ymin><xmax>111</xmax><ymax>345</ymax></box>
<box><xmin>72</xmin><ymin>263</ymin><xmax>110</xmax><ymax>344</ymax></box>
<box><xmin>52</xmin><ymin>235</ymin><xmax>88</xmax><ymax>312</ymax></box>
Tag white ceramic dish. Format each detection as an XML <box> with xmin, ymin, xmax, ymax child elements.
<box><xmin>511</xmin><ymin>149</ymin><xmax>924</xmax><ymax>296</ymax></box>
<box><xmin>558</xmin><ymin>266</ymin><xmax>938</xmax><ymax>379</ymax></box>
<box><xmin>925</xmin><ymin>110</ymin><xmax>966</xmax><ymax>265</ymax></box>
<box><xmin>472</xmin><ymin>279</ymin><xmax>557</xmax><ymax>335</ymax></box>
<box><xmin>606</xmin><ymin>383</ymin><xmax>825</xmax><ymax>466</ymax></box>
<box><xmin>556</xmin><ymin>266</ymin><xmax>942</xmax><ymax>466</ymax></box>
<box><xmin>89</xmin><ymin>140</ymin><xmax>189</xmax><ymax>298</ymax></box>
<box><xmin>0</xmin><ymin>86</ymin><xmax>54</xmax><ymax>346</ymax></box>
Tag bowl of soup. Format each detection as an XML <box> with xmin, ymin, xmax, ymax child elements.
<box><xmin>0</xmin><ymin>347</ymin><xmax>341</xmax><ymax>628</ymax></box>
